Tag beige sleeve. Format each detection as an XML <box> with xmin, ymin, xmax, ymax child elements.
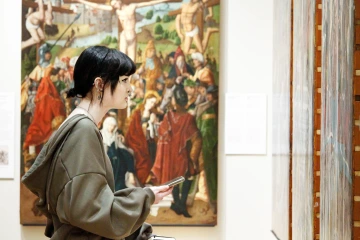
<box><xmin>56</xmin><ymin>173</ymin><xmax>155</xmax><ymax>239</ymax></box>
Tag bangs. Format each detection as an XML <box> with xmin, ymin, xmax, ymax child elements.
<box><xmin>70</xmin><ymin>46</ymin><xmax>136</xmax><ymax>100</ymax></box>
<box><xmin>98</xmin><ymin>48</ymin><xmax>136</xmax><ymax>95</ymax></box>
<box><xmin>101</xmin><ymin>49</ymin><xmax>136</xmax><ymax>81</ymax></box>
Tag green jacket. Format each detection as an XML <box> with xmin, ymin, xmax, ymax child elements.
<box><xmin>22</xmin><ymin>114</ymin><xmax>155</xmax><ymax>239</ymax></box>
<box><xmin>194</xmin><ymin>101</ymin><xmax>218</xmax><ymax>203</ymax></box>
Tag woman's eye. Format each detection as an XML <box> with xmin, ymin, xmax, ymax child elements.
<box><xmin>122</xmin><ymin>78</ymin><xmax>128</xmax><ymax>83</ymax></box>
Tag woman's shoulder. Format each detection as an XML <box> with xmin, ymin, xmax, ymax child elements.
<box><xmin>60</xmin><ymin>116</ymin><xmax>104</xmax><ymax>164</ymax></box>
<box><xmin>61</xmin><ymin>114</ymin><xmax>101</xmax><ymax>140</ymax></box>
<box><xmin>74</xmin><ymin>117</ymin><xmax>100</xmax><ymax>136</ymax></box>
<box><xmin>75</xmin><ymin>116</ymin><xmax>98</xmax><ymax>129</ymax></box>
<box><xmin>62</xmin><ymin>113</ymin><xmax>97</xmax><ymax>128</ymax></box>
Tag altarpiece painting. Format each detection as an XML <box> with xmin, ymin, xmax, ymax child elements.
<box><xmin>20</xmin><ymin>0</ymin><xmax>220</xmax><ymax>226</ymax></box>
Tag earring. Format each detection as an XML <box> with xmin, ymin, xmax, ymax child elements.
<box><xmin>98</xmin><ymin>89</ymin><xmax>102</xmax><ymax>100</ymax></box>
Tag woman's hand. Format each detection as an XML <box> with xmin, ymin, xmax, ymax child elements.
<box><xmin>148</xmin><ymin>185</ymin><xmax>173</xmax><ymax>204</ymax></box>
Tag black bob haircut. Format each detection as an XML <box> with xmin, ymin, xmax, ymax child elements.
<box><xmin>67</xmin><ymin>46</ymin><xmax>136</xmax><ymax>102</ymax></box>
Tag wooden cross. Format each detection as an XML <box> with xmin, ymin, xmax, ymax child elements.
<box><xmin>63</xmin><ymin>0</ymin><xmax>108</xmax><ymax>3</ymax></box>
<box><xmin>168</xmin><ymin>0</ymin><xmax>220</xmax><ymax>16</ymax></box>
<box><xmin>23</xmin><ymin>0</ymin><xmax>75</xmax><ymax>13</ymax></box>
<box><xmin>63</xmin><ymin>0</ymin><xmax>182</xmax><ymax>41</ymax></box>
<box><xmin>22</xmin><ymin>1</ymin><xmax>76</xmax><ymax>62</ymax></box>
<box><xmin>64</xmin><ymin>0</ymin><xmax>180</xmax><ymax>5</ymax></box>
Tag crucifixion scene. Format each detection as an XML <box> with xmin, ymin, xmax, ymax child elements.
<box><xmin>20</xmin><ymin>0</ymin><xmax>220</xmax><ymax>226</ymax></box>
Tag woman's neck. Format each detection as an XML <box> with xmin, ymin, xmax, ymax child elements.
<box><xmin>77</xmin><ymin>98</ymin><xmax>108</xmax><ymax>125</ymax></box>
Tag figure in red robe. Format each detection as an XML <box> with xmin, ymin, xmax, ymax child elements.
<box><xmin>23</xmin><ymin>64</ymin><xmax>66</xmax><ymax>167</ymax></box>
<box><xmin>151</xmin><ymin>86</ymin><xmax>202</xmax><ymax>218</ymax></box>
<box><xmin>125</xmin><ymin>90</ymin><xmax>160</xmax><ymax>185</ymax></box>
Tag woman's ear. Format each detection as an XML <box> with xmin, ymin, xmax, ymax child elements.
<box><xmin>94</xmin><ymin>77</ymin><xmax>104</xmax><ymax>90</ymax></box>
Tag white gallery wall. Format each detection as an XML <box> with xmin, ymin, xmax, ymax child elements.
<box><xmin>0</xmin><ymin>0</ymin><xmax>274</xmax><ymax>239</ymax></box>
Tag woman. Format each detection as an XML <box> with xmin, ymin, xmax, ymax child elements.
<box><xmin>22</xmin><ymin>46</ymin><xmax>172</xmax><ymax>239</ymax></box>
<box><xmin>125</xmin><ymin>90</ymin><xmax>160</xmax><ymax>185</ymax></box>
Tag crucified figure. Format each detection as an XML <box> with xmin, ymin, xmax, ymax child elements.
<box><xmin>176</xmin><ymin>0</ymin><xmax>218</xmax><ymax>55</ymax></box>
<box><xmin>22</xmin><ymin>0</ymin><xmax>59</xmax><ymax>50</ymax></box>
<box><xmin>75</xmin><ymin>0</ymin><xmax>174</xmax><ymax>61</ymax></box>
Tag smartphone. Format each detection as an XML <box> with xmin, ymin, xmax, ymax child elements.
<box><xmin>162</xmin><ymin>176</ymin><xmax>185</xmax><ymax>187</ymax></box>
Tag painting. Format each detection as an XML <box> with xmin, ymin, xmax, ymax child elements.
<box><xmin>20</xmin><ymin>0</ymin><xmax>220</xmax><ymax>226</ymax></box>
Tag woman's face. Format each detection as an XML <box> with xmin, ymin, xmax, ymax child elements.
<box><xmin>103</xmin><ymin>75</ymin><xmax>131</xmax><ymax>109</ymax></box>
<box><xmin>144</xmin><ymin>97</ymin><xmax>157</xmax><ymax>111</ymax></box>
